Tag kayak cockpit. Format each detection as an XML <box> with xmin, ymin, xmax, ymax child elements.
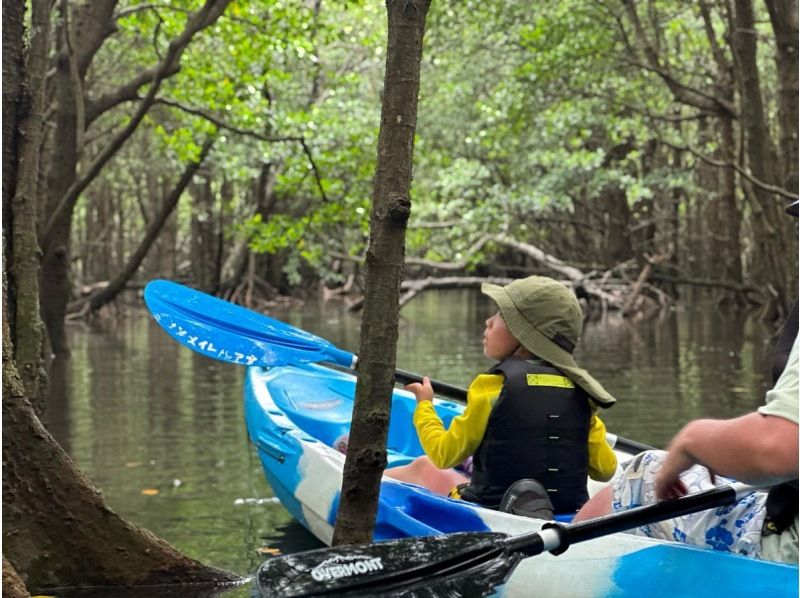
<box><xmin>258</xmin><ymin>363</ymin><xmax>464</xmax><ymax>468</ymax></box>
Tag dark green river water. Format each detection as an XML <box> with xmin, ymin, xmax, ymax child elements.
<box><xmin>44</xmin><ymin>289</ymin><xmax>778</xmax><ymax>596</ymax></box>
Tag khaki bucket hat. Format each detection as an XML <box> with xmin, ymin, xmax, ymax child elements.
<box><xmin>481</xmin><ymin>276</ymin><xmax>615</xmax><ymax>407</ymax></box>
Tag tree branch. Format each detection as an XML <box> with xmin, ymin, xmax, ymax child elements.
<box><xmin>86</xmin><ymin>63</ymin><xmax>181</xmax><ymax>123</ymax></box>
<box><xmin>41</xmin><ymin>0</ymin><xmax>233</xmax><ymax>251</ymax></box>
<box><xmin>71</xmin><ymin>138</ymin><xmax>216</xmax><ymax>315</ymax></box>
<box><xmin>115</xmin><ymin>3</ymin><xmax>261</xmax><ymax>28</ymax></box>
<box><xmin>620</xmin><ymin>0</ymin><xmax>737</xmax><ymax>118</ymax></box>
<box><xmin>661</xmin><ymin>139</ymin><xmax>798</xmax><ymax>200</ymax></box>
<box><xmin>153</xmin><ymin>97</ymin><xmax>328</xmax><ymax>201</ymax></box>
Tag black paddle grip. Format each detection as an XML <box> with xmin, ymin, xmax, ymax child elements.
<box><xmin>394</xmin><ymin>368</ymin><xmax>469</xmax><ymax>401</ymax></box>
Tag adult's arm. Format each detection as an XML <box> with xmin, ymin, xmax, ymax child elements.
<box><xmin>655</xmin><ymin>412</ymin><xmax>799</xmax><ymax>499</ymax></box>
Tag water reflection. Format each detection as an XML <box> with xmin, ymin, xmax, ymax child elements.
<box><xmin>45</xmin><ymin>290</ymin><xmax>778</xmax><ymax>596</ymax></box>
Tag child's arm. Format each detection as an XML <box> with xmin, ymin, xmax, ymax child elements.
<box><xmin>410</xmin><ymin>374</ymin><xmax>502</xmax><ymax>469</ymax></box>
<box><xmin>587</xmin><ymin>414</ymin><xmax>617</xmax><ymax>482</ymax></box>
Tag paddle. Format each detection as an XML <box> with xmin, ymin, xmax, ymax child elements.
<box><xmin>144</xmin><ymin>279</ymin><xmax>467</xmax><ymax>397</ymax></box>
<box><xmin>144</xmin><ymin>279</ymin><xmax>654</xmax><ymax>455</ymax></box>
<box><xmin>256</xmin><ymin>482</ymin><xmax>757</xmax><ymax>597</ymax></box>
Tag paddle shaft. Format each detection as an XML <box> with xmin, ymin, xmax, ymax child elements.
<box><xmin>506</xmin><ymin>481</ymin><xmax>756</xmax><ymax>557</ymax></box>
<box><xmin>392</xmin><ymin>367</ymin><xmax>467</xmax><ymax>399</ymax></box>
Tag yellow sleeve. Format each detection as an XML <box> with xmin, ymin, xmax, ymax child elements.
<box><xmin>412</xmin><ymin>374</ymin><xmax>503</xmax><ymax>469</ymax></box>
<box><xmin>587</xmin><ymin>414</ymin><xmax>617</xmax><ymax>481</ymax></box>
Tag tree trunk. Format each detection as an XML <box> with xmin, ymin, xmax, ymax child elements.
<box><xmin>332</xmin><ymin>0</ymin><xmax>431</xmax><ymax>546</ymax></box>
<box><xmin>40</xmin><ymin>1</ymin><xmax>118</xmax><ymax>356</ymax></box>
<box><xmin>764</xmin><ymin>0</ymin><xmax>799</xmax><ymax>298</ymax></box>
<box><xmin>664</xmin><ymin>126</ymin><xmax>684</xmax><ymax>298</ymax></box>
<box><xmin>599</xmin><ymin>184</ymin><xmax>634</xmax><ymax>264</ymax></box>
<box><xmin>2</xmin><ymin>0</ymin><xmax>25</xmax><ymax>223</ymax></box>
<box><xmin>81</xmin><ymin>182</ymin><xmax>110</xmax><ymax>283</ymax></box>
<box><xmin>4</xmin><ymin>0</ymin><xmax>51</xmax><ymax>410</ymax></box>
<box><xmin>731</xmin><ymin>0</ymin><xmax>790</xmax><ymax>313</ymax></box>
<box><xmin>78</xmin><ymin>140</ymin><xmax>215</xmax><ymax>315</ymax></box>
<box><xmin>596</xmin><ymin>140</ymin><xmax>635</xmax><ymax>264</ymax></box>
<box><xmin>3</xmin><ymin>8</ymin><xmax>235</xmax><ymax>592</ymax></box>
<box><xmin>39</xmin><ymin>0</ymin><xmax>231</xmax><ymax>356</ymax></box>
<box><xmin>191</xmin><ymin>176</ymin><xmax>219</xmax><ymax>293</ymax></box>
<box><xmin>709</xmin><ymin>116</ymin><xmax>743</xmax><ymax>286</ymax></box>
<box><xmin>220</xmin><ymin>162</ymin><xmax>281</xmax><ymax>290</ymax></box>
<box><xmin>690</xmin><ymin>118</ymin><xmax>715</xmax><ymax>280</ymax></box>
<box><xmin>764</xmin><ymin>0</ymin><xmax>799</xmax><ymax>194</ymax></box>
<box><xmin>2</xmin><ymin>293</ymin><xmax>239</xmax><ymax>591</ymax></box>
<box><xmin>156</xmin><ymin>187</ymin><xmax>179</xmax><ymax>280</ymax></box>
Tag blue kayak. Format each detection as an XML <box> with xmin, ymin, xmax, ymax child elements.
<box><xmin>245</xmin><ymin>363</ymin><xmax>799</xmax><ymax>597</ymax></box>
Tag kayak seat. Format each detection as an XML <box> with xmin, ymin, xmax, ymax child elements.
<box><xmin>265</xmin><ymin>371</ymin><xmax>355</xmax><ymax>450</ymax></box>
<box><xmin>375</xmin><ymin>481</ymin><xmax>490</xmax><ymax>538</ymax></box>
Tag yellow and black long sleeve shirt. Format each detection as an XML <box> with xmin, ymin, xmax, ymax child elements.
<box><xmin>413</xmin><ymin>373</ymin><xmax>617</xmax><ymax>481</ymax></box>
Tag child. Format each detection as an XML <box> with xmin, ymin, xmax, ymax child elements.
<box><xmin>387</xmin><ymin>275</ymin><xmax>617</xmax><ymax>514</ymax></box>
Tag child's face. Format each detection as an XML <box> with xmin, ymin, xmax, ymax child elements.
<box><xmin>483</xmin><ymin>312</ymin><xmax>519</xmax><ymax>361</ymax></box>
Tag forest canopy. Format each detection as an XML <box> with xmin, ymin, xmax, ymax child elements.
<box><xmin>10</xmin><ymin>0</ymin><xmax>800</xmax><ymax>356</ymax></box>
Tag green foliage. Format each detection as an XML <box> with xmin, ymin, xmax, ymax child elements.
<box><xmin>74</xmin><ymin>0</ymin><xmax>788</xmax><ymax>290</ymax></box>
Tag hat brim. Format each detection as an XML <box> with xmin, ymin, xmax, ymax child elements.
<box><xmin>482</xmin><ymin>283</ymin><xmax>615</xmax><ymax>406</ymax></box>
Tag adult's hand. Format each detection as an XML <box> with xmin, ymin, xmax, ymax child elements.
<box><xmin>655</xmin><ymin>413</ymin><xmax>798</xmax><ymax>500</ymax></box>
<box><xmin>654</xmin><ymin>439</ymin><xmax>693</xmax><ymax>500</ymax></box>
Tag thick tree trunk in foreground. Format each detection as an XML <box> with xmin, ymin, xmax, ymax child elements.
<box><xmin>4</xmin><ymin>0</ymin><xmax>51</xmax><ymax>410</ymax></box>
<box><xmin>2</xmin><ymin>299</ymin><xmax>238</xmax><ymax>592</ymax></box>
<box><xmin>3</xmin><ymin>3</ymin><xmax>236</xmax><ymax>592</ymax></box>
<box><xmin>332</xmin><ymin>0</ymin><xmax>431</xmax><ymax>546</ymax></box>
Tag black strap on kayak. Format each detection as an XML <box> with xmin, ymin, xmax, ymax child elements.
<box><xmin>765</xmin><ymin>481</ymin><xmax>799</xmax><ymax>534</ymax></box>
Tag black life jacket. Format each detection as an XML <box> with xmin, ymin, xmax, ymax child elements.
<box><xmin>464</xmin><ymin>357</ymin><xmax>592</xmax><ymax>513</ymax></box>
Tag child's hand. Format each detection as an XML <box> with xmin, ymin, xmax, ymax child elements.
<box><xmin>404</xmin><ymin>376</ymin><xmax>434</xmax><ymax>404</ymax></box>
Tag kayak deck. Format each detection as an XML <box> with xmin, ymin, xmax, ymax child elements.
<box><xmin>245</xmin><ymin>364</ymin><xmax>799</xmax><ymax>597</ymax></box>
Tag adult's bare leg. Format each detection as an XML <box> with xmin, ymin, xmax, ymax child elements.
<box><xmin>573</xmin><ymin>486</ymin><xmax>612</xmax><ymax>522</ymax></box>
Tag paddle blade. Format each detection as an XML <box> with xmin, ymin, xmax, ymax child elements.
<box><xmin>256</xmin><ymin>532</ymin><xmax>518</xmax><ymax>597</ymax></box>
<box><xmin>144</xmin><ymin>280</ymin><xmax>355</xmax><ymax>368</ymax></box>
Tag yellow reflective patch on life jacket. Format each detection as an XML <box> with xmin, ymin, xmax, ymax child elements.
<box><xmin>526</xmin><ymin>373</ymin><xmax>575</xmax><ymax>388</ymax></box>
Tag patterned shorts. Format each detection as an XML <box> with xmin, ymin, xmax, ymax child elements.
<box><xmin>612</xmin><ymin>450</ymin><xmax>768</xmax><ymax>558</ymax></box>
